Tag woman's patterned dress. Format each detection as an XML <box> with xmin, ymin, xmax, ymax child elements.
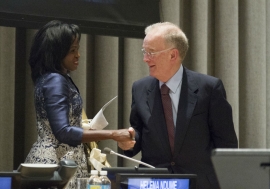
<box><xmin>25</xmin><ymin>73</ymin><xmax>88</xmax><ymax>189</ymax></box>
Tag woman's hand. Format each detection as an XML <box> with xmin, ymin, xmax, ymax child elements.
<box><xmin>82</xmin><ymin>127</ymin><xmax>136</xmax><ymax>149</ymax></box>
<box><xmin>111</xmin><ymin>127</ymin><xmax>135</xmax><ymax>141</ymax></box>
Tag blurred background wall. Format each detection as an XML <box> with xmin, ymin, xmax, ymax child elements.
<box><xmin>1</xmin><ymin>0</ymin><xmax>270</xmax><ymax>170</ymax></box>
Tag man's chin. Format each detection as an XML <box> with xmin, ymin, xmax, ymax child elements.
<box><xmin>149</xmin><ymin>72</ymin><xmax>156</xmax><ymax>78</ymax></box>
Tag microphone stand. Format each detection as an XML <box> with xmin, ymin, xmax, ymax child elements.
<box><xmin>104</xmin><ymin>147</ymin><xmax>155</xmax><ymax>168</ymax></box>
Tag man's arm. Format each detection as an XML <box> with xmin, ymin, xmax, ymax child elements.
<box><xmin>209</xmin><ymin>79</ymin><xmax>238</xmax><ymax>148</ymax></box>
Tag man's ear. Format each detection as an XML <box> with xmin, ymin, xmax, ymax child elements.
<box><xmin>170</xmin><ymin>49</ymin><xmax>178</xmax><ymax>60</ymax></box>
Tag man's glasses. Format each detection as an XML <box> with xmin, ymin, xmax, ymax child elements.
<box><xmin>141</xmin><ymin>47</ymin><xmax>174</xmax><ymax>58</ymax></box>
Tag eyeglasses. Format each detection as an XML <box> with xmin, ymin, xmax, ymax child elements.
<box><xmin>141</xmin><ymin>47</ymin><xmax>174</xmax><ymax>58</ymax></box>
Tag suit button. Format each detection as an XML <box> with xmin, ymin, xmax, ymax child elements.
<box><xmin>171</xmin><ymin>162</ymin><xmax>175</xmax><ymax>166</ymax></box>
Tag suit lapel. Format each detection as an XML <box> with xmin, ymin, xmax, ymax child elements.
<box><xmin>174</xmin><ymin>67</ymin><xmax>198</xmax><ymax>156</ymax></box>
<box><xmin>146</xmin><ymin>79</ymin><xmax>158</xmax><ymax>114</ymax></box>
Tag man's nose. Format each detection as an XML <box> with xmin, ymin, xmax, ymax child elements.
<box><xmin>143</xmin><ymin>55</ymin><xmax>150</xmax><ymax>62</ymax></box>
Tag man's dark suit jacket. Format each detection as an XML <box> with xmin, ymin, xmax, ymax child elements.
<box><xmin>124</xmin><ymin>66</ymin><xmax>238</xmax><ymax>189</ymax></box>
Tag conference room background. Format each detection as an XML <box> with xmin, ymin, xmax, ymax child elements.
<box><xmin>0</xmin><ymin>0</ymin><xmax>270</xmax><ymax>171</ymax></box>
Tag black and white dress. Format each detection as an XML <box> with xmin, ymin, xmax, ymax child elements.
<box><xmin>25</xmin><ymin>72</ymin><xmax>88</xmax><ymax>189</ymax></box>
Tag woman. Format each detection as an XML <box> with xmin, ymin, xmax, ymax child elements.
<box><xmin>25</xmin><ymin>20</ymin><xmax>135</xmax><ymax>189</ymax></box>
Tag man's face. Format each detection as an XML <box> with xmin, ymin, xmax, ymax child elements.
<box><xmin>142</xmin><ymin>33</ymin><xmax>173</xmax><ymax>82</ymax></box>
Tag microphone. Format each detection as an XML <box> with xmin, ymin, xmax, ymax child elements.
<box><xmin>103</xmin><ymin>147</ymin><xmax>155</xmax><ymax>168</ymax></box>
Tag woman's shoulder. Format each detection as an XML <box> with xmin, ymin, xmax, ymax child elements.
<box><xmin>35</xmin><ymin>73</ymin><xmax>70</xmax><ymax>90</ymax></box>
<box><xmin>35</xmin><ymin>73</ymin><xmax>70</xmax><ymax>94</ymax></box>
<box><xmin>38</xmin><ymin>73</ymin><xmax>68</xmax><ymax>83</ymax></box>
<box><xmin>43</xmin><ymin>72</ymin><xmax>67</xmax><ymax>79</ymax></box>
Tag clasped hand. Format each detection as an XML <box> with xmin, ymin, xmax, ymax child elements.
<box><xmin>116</xmin><ymin>127</ymin><xmax>136</xmax><ymax>150</ymax></box>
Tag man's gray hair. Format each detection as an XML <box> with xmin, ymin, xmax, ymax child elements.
<box><xmin>145</xmin><ymin>22</ymin><xmax>189</xmax><ymax>61</ymax></box>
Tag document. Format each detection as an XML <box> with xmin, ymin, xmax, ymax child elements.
<box><xmin>82</xmin><ymin>96</ymin><xmax>117</xmax><ymax>130</ymax></box>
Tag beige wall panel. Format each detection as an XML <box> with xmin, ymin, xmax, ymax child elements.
<box><xmin>84</xmin><ymin>35</ymin><xmax>95</xmax><ymax>118</ymax></box>
<box><xmin>215</xmin><ymin>1</ymin><xmax>239</xmax><ymax>138</ymax></box>
<box><xmin>239</xmin><ymin>1</ymin><xmax>266</xmax><ymax>148</ymax></box>
<box><xmin>0</xmin><ymin>26</ymin><xmax>16</xmax><ymax>171</ymax></box>
<box><xmin>179</xmin><ymin>0</ymin><xmax>192</xmax><ymax>69</ymax></box>
<box><xmin>267</xmin><ymin>0</ymin><xmax>270</xmax><ymax>147</ymax></box>
<box><xmin>93</xmin><ymin>35</ymin><xmax>119</xmax><ymax>166</ymax></box>
<box><xmin>160</xmin><ymin>0</ymin><xmax>180</xmax><ymax>24</ymax></box>
<box><xmin>24</xmin><ymin>29</ymin><xmax>37</xmax><ymax>158</ymax></box>
<box><xmin>190</xmin><ymin>0</ymin><xmax>211</xmax><ymax>74</ymax></box>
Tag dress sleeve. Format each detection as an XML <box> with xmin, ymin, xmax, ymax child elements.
<box><xmin>43</xmin><ymin>74</ymin><xmax>83</xmax><ymax>146</ymax></box>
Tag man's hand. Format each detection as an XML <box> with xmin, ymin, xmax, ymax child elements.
<box><xmin>118</xmin><ymin>127</ymin><xmax>136</xmax><ymax>150</ymax></box>
<box><xmin>128</xmin><ymin>127</ymin><xmax>135</xmax><ymax>140</ymax></box>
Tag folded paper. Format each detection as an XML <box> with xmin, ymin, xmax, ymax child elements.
<box><xmin>82</xmin><ymin>96</ymin><xmax>117</xmax><ymax>130</ymax></box>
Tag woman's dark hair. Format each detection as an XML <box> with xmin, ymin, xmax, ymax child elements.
<box><xmin>29</xmin><ymin>20</ymin><xmax>81</xmax><ymax>83</ymax></box>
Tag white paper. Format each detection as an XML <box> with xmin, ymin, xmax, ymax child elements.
<box><xmin>89</xmin><ymin>148</ymin><xmax>107</xmax><ymax>171</ymax></box>
<box><xmin>82</xmin><ymin>96</ymin><xmax>117</xmax><ymax>130</ymax></box>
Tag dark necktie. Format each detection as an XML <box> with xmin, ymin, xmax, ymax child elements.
<box><xmin>161</xmin><ymin>84</ymin><xmax>175</xmax><ymax>154</ymax></box>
